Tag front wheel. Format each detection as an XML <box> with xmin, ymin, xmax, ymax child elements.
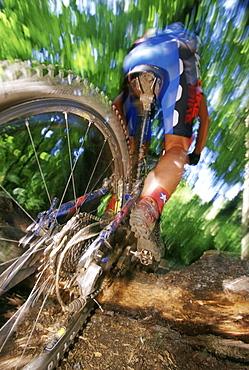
<box><xmin>0</xmin><ymin>61</ymin><xmax>130</xmax><ymax>220</ymax></box>
<box><xmin>0</xmin><ymin>61</ymin><xmax>131</xmax><ymax>368</ymax></box>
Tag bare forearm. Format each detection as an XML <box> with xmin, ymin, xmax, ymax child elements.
<box><xmin>195</xmin><ymin>95</ymin><xmax>210</xmax><ymax>154</ymax></box>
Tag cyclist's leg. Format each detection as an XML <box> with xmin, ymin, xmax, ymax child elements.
<box><xmin>131</xmin><ymin>134</ymin><xmax>190</xmax><ymax>229</ymax></box>
<box><xmin>130</xmin><ymin>134</ymin><xmax>191</xmax><ymax>262</ymax></box>
<box><xmin>141</xmin><ymin>134</ymin><xmax>190</xmax><ymax>199</ymax></box>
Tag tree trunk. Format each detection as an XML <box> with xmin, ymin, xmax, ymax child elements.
<box><xmin>241</xmin><ymin>115</ymin><xmax>249</xmax><ymax>259</ymax></box>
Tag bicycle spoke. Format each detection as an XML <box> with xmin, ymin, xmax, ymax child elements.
<box><xmin>0</xmin><ymin>184</ymin><xmax>36</xmax><ymax>225</ymax></box>
<box><xmin>90</xmin><ymin>158</ymin><xmax>114</xmax><ymax>192</ymax></box>
<box><xmin>56</xmin><ymin>119</ymin><xmax>92</xmax><ymax>214</ymax></box>
<box><xmin>64</xmin><ymin>112</ymin><xmax>77</xmax><ymax>204</ymax></box>
<box><xmin>25</xmin><ymin>119</ymin><xmax>52</xmax><ymax>206</ymax></box>
<box><xmin>85</xmin><ymin>138</ymin><xmax>107</xmax><ymax>195</ymax></box>
<box><xmin>0</xmin><ymin>237</ymin><xmax>46</xmax><ymax>295</ymax></box>
<box><xmin>17</xmin><ymin>288</ymin><xmax>52</xmax><ymax>369</ymax></box>
<box><xmin>0</xmin><ymin>264</ymin><xmax>52</xmax><ymax>351</ymax></box>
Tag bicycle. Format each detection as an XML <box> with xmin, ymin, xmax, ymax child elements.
<box><xmin>0</xmin><ymin>60</ymin><xmax>163</xmax><ymax>369</ymax></box>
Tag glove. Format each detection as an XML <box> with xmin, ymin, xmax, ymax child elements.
<box><xmin>188</xmin><ymin>152</ymin><xmax>200</xmax><ymax>165</ymax></box>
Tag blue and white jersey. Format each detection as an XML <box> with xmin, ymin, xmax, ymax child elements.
<box><xmin>122</xmin><ymin>23</ymin><xmax>201</xmax><ymax>137</ymax></box>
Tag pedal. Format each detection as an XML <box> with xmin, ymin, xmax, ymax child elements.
<box><xmin>130</xmin><ymin>249</ymin><xmax>153</xmax><ymax>265</ymax></box>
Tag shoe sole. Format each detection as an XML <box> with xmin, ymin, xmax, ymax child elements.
<box><xmin>130</xmin><ymin>211</ymin><xmax>164</xmax><ymax>262</ymax></box>
<box><xmin>130</xmin><ymin>213</ymin><xmax>152</xmax><ymax>239</ymax></box>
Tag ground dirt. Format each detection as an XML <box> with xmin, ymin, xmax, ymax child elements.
<box><xmin>57</xmin><ymin>252</ymin><xmax>249</xmax><ymax>370</ymax></box>
<box><xmin>1</xmin><ymin>252</ymin><xmax>248</xmax><ymax>370</ymax></box>
<box><xmin>58</xmin><ymin>307</ymin><xmax>249</xmax><ymax>370</ymax></box>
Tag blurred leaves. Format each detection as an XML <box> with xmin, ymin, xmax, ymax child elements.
<box><xmin>161</xmin><ymin>182</ymin><xmax>242</xmax><ymax>265</ymax></box>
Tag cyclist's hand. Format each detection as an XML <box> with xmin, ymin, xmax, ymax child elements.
<box><xmin>188</xmin><ymin>152</ymin><xmax>200</xmax><ymax>165</ymax></box>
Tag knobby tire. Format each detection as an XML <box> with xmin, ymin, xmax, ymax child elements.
<box><xmin>0</xmin><ymin>61</ymin><xmax>131</xmax><ymax>369</ymax></box>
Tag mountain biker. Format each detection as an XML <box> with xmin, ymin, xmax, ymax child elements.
<box><xmin>114</xmin><ymin>22</ymin><xmax>210</xmax><ymax>263</ymax></box>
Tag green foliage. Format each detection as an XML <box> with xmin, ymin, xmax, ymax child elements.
<box><xmin>208</xmin><ymin>108</ymin><xmax>247</xmax><ymax>185</ymax></box>
<box><xmin>161</xmin><ymin>182</ymin><xmax>214</xmax><ymax>265</ymax></box>
<box><xmin>208</xmin><ymin>194</ymin><xmax>242</xmax><ymax>254</ymax></box>
<box><xmin>0</xmin><ymin>111</ymin><xmax>114</xmax><ymax>215</ymax></box>
<box><xmin>161</xmin><ymin>182</ymin><xmax>242</xmax><ymax>265</ymax></box>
